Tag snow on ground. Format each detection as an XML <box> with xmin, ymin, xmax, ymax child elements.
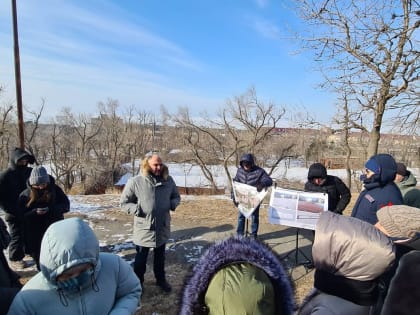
<box><xmin>117</xmin><ymin>162</ymin><xmax>355</xmax><ymax>189</ymax></box>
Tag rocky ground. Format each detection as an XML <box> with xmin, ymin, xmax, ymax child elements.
<box><xmin>15</xmin><ymin>193</ymin><xmax>324</xmax><ymax>315</ymax></box>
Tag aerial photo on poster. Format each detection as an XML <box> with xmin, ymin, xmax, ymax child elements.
<box><xmin>268</xmin><ymin>187</ymin><xmax>328</xmax><ymax>230</ymax></box>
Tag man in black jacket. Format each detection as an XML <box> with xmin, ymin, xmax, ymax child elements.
<box><xmin>0</xmin><ymin>148</ymin><xmax>35</xmax><ymax>269</ymax></box>
<box><xmin>304</xmin><ymin>163</ymin><xmax>351</xmax><ymax>214</ymax></box>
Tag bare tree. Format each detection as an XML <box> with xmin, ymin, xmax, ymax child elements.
<box><xmin>94</xmin><ymin>99</ymin><xmax>125</xmax><ymax>186</ymax></box>
<box><xmin>295</xmin><ymin>0</ymin><xmax>419</xmax><ymax>156</ymax></box>
<box><xmin>49</xmin><ymin>108</ymin><xmax>102</xmax><ymax>192</ymax></box>
<box><xmin>23</xmin><ymin>100</ymin><xmax>45</xmax><ymax>162</ymax></box>
<box><xmin>121</xmin><ymin>105</ymin><xmax>154</xmax><ymax>176</ymax></box>
<box><xmin>0</xmin><ymin>103</ymin><xmax>15</xmax><ymax>169</ymax></box>
<box><xmin>168</xmin><ymin>87</ymin><xmax>291</xmax><ymax>191</ymax></box>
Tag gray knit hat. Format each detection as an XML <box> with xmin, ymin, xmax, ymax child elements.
<box><xmin>377</xmin><ymin>205</ymin><xmax>420</xmax><ymax>239</ymax></box>
<box><xmin>29</xmin><ymin>166</ymin><xmax>50</xmax><ymax>185</ymax></box>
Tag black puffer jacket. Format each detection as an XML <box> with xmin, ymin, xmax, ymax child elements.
<box><xmin>231</xmin><ymin>154</ymin><xmax>272</xmax><ymax>201</ymax></box>
<box><xmin>305</xmin><ymin>163</ymin><xmax>351</xmax><ymax>214</ymax></box>
<box><xmin>0</xmin><ymin>148</ymin><xmax>35</xmax><ymax>216</ymax></box>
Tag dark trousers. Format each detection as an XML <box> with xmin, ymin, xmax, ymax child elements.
<box><xmin>4</xmin><ymin>215</ymin><xmax>24</xmax><ymax>261</ymax></box>
<box><xmin>237</xmin><ymin>206</ymin><xmax>260</xmax><ymax>236</ymax></box>
<box><xmin>133</xmin><ymin>244</ymin><xmax>166</xmax><ymax>284</ymax></box>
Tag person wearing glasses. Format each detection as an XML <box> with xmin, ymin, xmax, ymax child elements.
<box><xmin>17</xmin><ymin>165</ymin><xmax>70</xmax><ymax>270</ymax></box>
<box><xmin>351</xmin><ymin>154</ymin><xmax>403</xmax><ymax>225</ymax></box>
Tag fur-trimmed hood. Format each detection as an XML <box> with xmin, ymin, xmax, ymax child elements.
<box><xmin>180</xmin><ymin>236</ymin><xmax>295</xmax><ymax>315</ymax></box>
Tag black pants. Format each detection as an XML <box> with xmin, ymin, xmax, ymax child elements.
<box><xmin>4</xmin><ymin>214</ymin><xmax>24</xmax><ymax>261</ymax></box>
<box><xmin>133</xmin><ymin>244</ymin><xmax>166</xmax><ymax>284</ymax></box>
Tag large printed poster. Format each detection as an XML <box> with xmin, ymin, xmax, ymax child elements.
<box><xmin>268</xmin><ymin>187</ymin><xmax>328</xmax><ymax>230</ymax></box>
<box><xmin>232</xmin><ymin>181</ymin><xmax>269</xmax><ymax>218</ymax></box>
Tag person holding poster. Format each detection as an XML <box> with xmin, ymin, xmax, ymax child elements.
<box><xmin>231</xmin><ymin>153</ymin><xmax>272</xmax><ymax>238</ymax></box>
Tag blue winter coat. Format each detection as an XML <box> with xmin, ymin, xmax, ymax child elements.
<box><xmin>351</xmin><ymin>154</ymin><xmax>403</xmax><ymax>224</ymax></box>
<box><xmin>7</xmin><ymin>217</ymin><xmax>141</xmax><ymax>315</ymax></box>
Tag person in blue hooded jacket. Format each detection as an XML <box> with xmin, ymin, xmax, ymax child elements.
<box><xmin>231</xmin><ymin>153</ymin><xmax>272</xmax><ymax>238</ymax></box>
<box><xmin>351</xmin><ymin>153</ymin><xmax>403</xmax><ymax>225</ymax></box>
<box><xmin>7</xmin><ymin>217</ymin><xmax>141</xmax><ymax>315</ymax></box>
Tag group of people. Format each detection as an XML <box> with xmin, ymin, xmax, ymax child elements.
<box><xmin>2</xmin><ymin>152</ymin><xmax>179</xmax><ymax>314</ymax></box>
<box><xmin>1</xmin><ymin>148</ymin><xmax>419</xmax><ymax>314</ymax></box>
<box><xmin>228</xmin><ymin>152</ymin><xmax>420</xmax><ymax>314</ymax></box>
<box><xmin>0</xmin><ymin>148</ymin><xmax>70</xmax><ymax>270</ymax></box>
<box><xmin>0</xmin><ymin>148</ymin><xmax>74</xmax><ymax>313</ymax></box>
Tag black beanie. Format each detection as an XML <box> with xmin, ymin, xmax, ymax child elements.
<box><xmin>308</xmin><ymin>163</ymin><xmax>327</xmax><ymax>180</ymax></box>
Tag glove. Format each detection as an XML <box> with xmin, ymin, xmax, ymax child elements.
<box><xmin>233</xmin><ymin>200</ymin><xmax>239</xmax><ymax>207</ymax></box>
<box><xmin>256</xmin><ymin>183</ymin><xmax>263</xmax><ymax>192</ymax></box>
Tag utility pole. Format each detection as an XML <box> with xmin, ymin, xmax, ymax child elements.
<box><xmin>11</xmin><ymin>0</ymin><xmax>25</xmax><ymax>149</ymax></box>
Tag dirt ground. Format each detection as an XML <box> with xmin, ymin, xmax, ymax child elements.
<box><xmin>16</xmin><ymin>193</ymin><xmax>356</xmax><ymax>315</ymax></box>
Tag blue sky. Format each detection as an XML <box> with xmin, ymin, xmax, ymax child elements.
<box><xmin>0</xmin><ymin>0</ymin><xmax>336</xmax><ymax>122</ymax></box>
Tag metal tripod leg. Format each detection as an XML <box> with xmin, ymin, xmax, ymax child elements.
<box><xmin>282</xmin><ymin>228</ymin><xmax>312</xmax><ymax>269</ymax></box>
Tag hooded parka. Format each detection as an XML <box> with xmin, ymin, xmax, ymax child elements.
<box><xmin>396</xmin><ymin>171</ymin><xmax>420</xmax><ymax>208</ymax></box>
<box><xmin>232</xmin><ymin>153</ymin><xmax>273</xmax><ymax>189</ymax></box>
<box><xmin>180</xmin><ymin>236</ymin><xmax>295</xmax><ymax>315</ymax></box>
<box><xmin>120</xmin><ymin>164</ymin><xmax>180</xmax><ymax>248</ymax></box>
<box><xmin>351</xmin><ymin>154</ymin><xmax>403</xmax><ymax>224</ymax></box>
<box><xmin>0</xmin><ymin>148</ymin><xmax>35</xmax><ymax>261</ymax></box>
<box><xmin>0</xmin><ymin>148</ymin><xmax>35</xmax><ymax>216</ymax></box>
<box><xmin>298</xmin><ymin>212</ymin><xmax>395</xmax><ymax>315</ymax></box>
<box><xmin>7</xmin><ymin>217</ymin><xmax>141</xmax><ymax>315</ymax></box>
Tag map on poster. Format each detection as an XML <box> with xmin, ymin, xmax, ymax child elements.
<box><xmin>232</xmin><ymin>181</ymin><xmax>269</xmax><ymax>218</ymax></box>
<box><xmin>268</xmin><ymin>187</ymin><xmax>328</xmax><ymax>230</ymax></box>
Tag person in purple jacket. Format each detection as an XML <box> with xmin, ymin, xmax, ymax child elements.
<box><xmin>351</xmin><ymin>153</ymin><xmax>403</xmax><ymax>225</ymax></box>
<box><xmin>231</xmin><ymin>153</ymin><xmax>272</xmax><ymax>238</ymax></box>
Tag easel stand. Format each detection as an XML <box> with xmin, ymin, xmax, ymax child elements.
<box><xmin>282</xmin><ymin>228</ymin><xmax>312</xmax><ymax>269</ymax></box>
